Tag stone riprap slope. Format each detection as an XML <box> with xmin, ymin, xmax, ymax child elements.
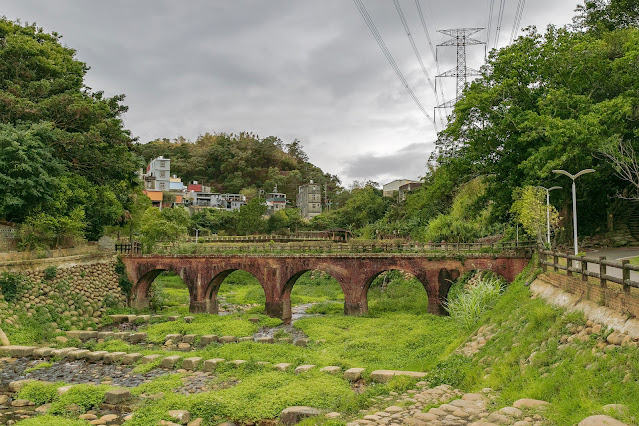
<box><xmin>0</xmin><ymin>259</ymin><xmax>125</xmax><ymax>332</ymax></box>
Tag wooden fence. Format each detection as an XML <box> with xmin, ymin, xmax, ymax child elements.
<box><xmin>115</xmin><ymin>242</ymin><xmax>141</xmax><ymax>255</ymax></box>
<box><xmin>538</xmin><ymin>249</ymin><xmax>639</xmax><ymax>291</ymax></box>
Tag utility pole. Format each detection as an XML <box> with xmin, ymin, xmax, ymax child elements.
<box><xmin>435</xmin><ymin>28</ymin><xmax>485</xmax><ymax>113</ymax></box>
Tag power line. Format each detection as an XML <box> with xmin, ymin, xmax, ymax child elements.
<box><xmin>393</xmin><ymin>0</ymin><xmax>444</xmax><ymax>127</ymax></box>
<box><xmin>486</xmin><ymin>0</ymin><xmax>496</xmax><ymax>49</ymax></box>
<box><xmin>415</xmin><ymin>0</ymin><xmax>448</xmax><ymax>120</ymax></box>
<box><xmin>509</xmin><ymin>0</ymin><xmax>527</xmax><ymax>43</ymax></box>
<box><xmin>493</xmin><ymin>0</ymin><xmax>506</xmax><ymax>50</ymax></box>
<box><xmin>352</xmin><ymin>0</ymin><xmax>436</xmax><ymax>126</ymax></box>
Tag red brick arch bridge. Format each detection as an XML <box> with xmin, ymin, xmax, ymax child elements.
<box><xmin>121</xmin><ymin>254</ymin><xmax>530</xmax><ymax>322</ymax></box>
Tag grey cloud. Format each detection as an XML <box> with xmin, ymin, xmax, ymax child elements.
<box><xmin>2</xmin><ymin>0</ymin><xmax>579</xmax><ymax>185</ymax></box>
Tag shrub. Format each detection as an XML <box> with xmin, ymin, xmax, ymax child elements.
<box><xmin>50</xmin><ymin>384</ymin><xmax>109</xmax><ymax>414</ymax></box>
<box><xmin>0</xmin><ymin>272</ymin><xmax>24</xmax><ymax>302</ymax></box>
<box><xmin>444</xmin><ymin>273</ymin><xmax>506</xmax><ymax>329</ymax></box>
<box><xmin>44</xmin><ymin>266</ymin><xmax>57</xmax><ymax>280</ymax></box>
<box><xmin>17</xmin><ymin>381</ymin><xmax>60</xmax><ymax>405</ymax></box>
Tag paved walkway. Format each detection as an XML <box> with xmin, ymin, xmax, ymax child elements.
<box><xmin>585</xmin><ymin>247</ymin><xmax>639</xmax><ymax>282</ymax></box>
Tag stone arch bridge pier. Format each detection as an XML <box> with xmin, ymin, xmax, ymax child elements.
<box><xmin>121</xmin><ymin>253</ymin><xmax>529</xmax><ymax>322</ymax></box>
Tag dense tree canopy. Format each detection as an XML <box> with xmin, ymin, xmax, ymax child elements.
<box><xmin>0</xmin><ymin>19</ymin><xmax>140</xmax><ymax>246</ymax></box>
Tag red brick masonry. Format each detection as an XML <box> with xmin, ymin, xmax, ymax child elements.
<box><xmin>538</xmin><ymin>272</ymin><xmax>639</xmax><ymax>318</ymax></box>
<box><xmin>122</xmin><ymin>254</ymin><xmax>529</xmax><ymax>322</ymax></box>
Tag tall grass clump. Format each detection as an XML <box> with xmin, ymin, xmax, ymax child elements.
<box><xmin>445</xmin><ymin>272</ymin><xmax>506</xmax><ymax>329</ymax></box>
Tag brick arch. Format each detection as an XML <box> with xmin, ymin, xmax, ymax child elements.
<box><xmin>130</xmin><ymin>266</ymin><xmax>195</xmax><ymax>311</ymax></box>
<box><xmin>203</xmin><ymin>268</ymin><xmax>267</xmax><ymax>315</ymax></box>
<box><xmin>280</xmin><ymin>266</ymin><xmax>348</xmax><ymax>322</ymax></box>
<box><xmin>359</xmin><ymin>267</ymin><xmax>435</xmax><ymax>315</ymax></box>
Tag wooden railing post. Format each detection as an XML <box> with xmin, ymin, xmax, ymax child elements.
<box><xmin>581</xmin><ymin>256</ymin><xmax>588</xmax><ymax>282</ymax></box>
<box><xmin>599</xmin><ymin>256</ymin><xmax>607</xmax><ymax>288</ymax></box>
<box><xmin>622</xmin><ymin>259</ymin><xmax>631</xmax><ymax>294</ymax></box>
<box><xmin>553</xmin><ymin>251</ymin><xmax>559</xmax><ymax>272</ymax></box>
<box><xmin>566</xmin><ymin>253</ymin><xmax>572</xmax><ymax>277</ymax></box>
<box><xmin>541</xmin><ymin>250</ymin><xmax>548</xmax><ymax>272</ymax></box>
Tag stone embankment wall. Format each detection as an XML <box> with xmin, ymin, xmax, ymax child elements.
<box><xmin>0</xmin><ymin>253</ymin><xmax>126</xmax><ymax>331</ymax></box>
<box><xmin>536</xmin><ymin>272</ymin><xmax>639</xmax><ymax>318</ymax></box>
<box><xmin>531</xmin><ymin>272</ymin><xmax>639</xmax><ymax>338</ymax></box>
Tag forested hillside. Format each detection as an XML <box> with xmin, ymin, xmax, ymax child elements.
<box><xmin>135</xmin><ymin>134</ymin><xmax>342</xmax><ymax>203</ymax></box>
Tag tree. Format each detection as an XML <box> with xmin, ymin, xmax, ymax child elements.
<box><xmin>599</xmin><ymin>139</ymin><xmax>639</xmax><ymax>200</ymax></box>
<box><xmin>237</xmin><ymin>198</ymin><xmax>267</xmax><ymax>235</ymax></box>
<box><xmin>511</xmin><ymin>186</ymin><xmax>560</xmax><ymax>246</ymax></box>
<box><xmin>0</xmin><ymin>123</ymin><xmax>64</xmax><ymax>222</ymax></box>
<box><xmin>139</xmin><ymin>208</ymin><xmax>189</xmax><ymax>252</ymax></box>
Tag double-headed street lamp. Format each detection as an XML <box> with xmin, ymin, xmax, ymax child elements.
<box><xmin>552</xmin><ymin>169</ymin><xmax>596</xmax><ymax>256</ymax></box>
<box><xmin>535</xmin><ymin>185</ymin><xmax>561</xmax><ymax>247</ymax></box>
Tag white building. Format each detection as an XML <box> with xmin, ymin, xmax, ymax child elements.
<box><xmin>382</xmin><ymin>179</ymin><xmax>419</xmax><ymax>197</ymax></box>
<box><xmin>147</xmin><ymin>156</ymin><xmax>171</xmax><ymax>191</ymax></box>
<box><xmin>298</xmin><ymin>181</ymin><xmax>322</xmax><ymax>220</ymax></box>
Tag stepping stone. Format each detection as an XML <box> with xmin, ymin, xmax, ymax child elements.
<box><xmin>136</xmin><ymin>315</ymin><xmax>151</xmax><ymax>322</ymax></box>
<box><xmin>165</xmin><ymin>334</ymin><xmax>183</xmax><ymax>343</ymax></box>
<box><xmin>51</xmin><ymin>347</ymin><xmax>77</xmax><ymax>359</ymax></box>
<box><xmin>141</xmin><ymin>354</ymin><xmax>162</xmax><ymax>364</ymax></box>
<box><xmin>513</xmin><ymin>399</ymin><xmax>549</xmax><ymax>409</ymax></box>
<box><xmin>203</xmin><ymin>358</ymin><xmax>225</xmax><ymax>372</ymax></box>
<box><xmin>249</xmin><ymin>317</ymin><xmax>259</xmax><ymax>323</ymax></box>
<box><xmin>161</xmin><ymin>355</ymin><xmax>182</xmax><ymax>368</ymax></box>
<box><xmin>86</xmin><ymin>351</ymin><xmax>109</xmax><ymax>362</ymax></box>
<box><xmin>66</xmin><ymin>330</ymin><xmax>98</xmax><ymax>341</ymax></box>
<box><xmin>128</xmin><ymin>333</ymin><xmax>148</xmax><ymax>344</ymax></box>
<box><xmin>320</xmin><ymin>366</ymin><xmax>341</xmax><ymax>374</ymax></box>
<box><xmin>97</xmin><ymin>331</ymin><xmax>115</xmax><ymax>340</ymax></box>
<box><xmin>169</xmin><ymin>410</ymin><xmax>191</xmax><ymax>423</ymax></box>
<box><xmin>56</xmin><ymin>385</ymin><xmax>73</xmax><ymax>395</ymax></box>
<box><xmin>200</xmin><ymin>335</ymin><xmax>219</xmax><ymax>345</ymax></box>
<box><xmin>105</xmin><ymin>388</ymin><xmax>131</xmax><ymax>404</ymax></box>
<box><xmin>167</xmin><ymin>316</ymin><xmax>179</xmax><ymax>321</ymax></box>
<box><xmin>227</xmin><ymin>360</ymin><xmax>246</xmax><ymax>367</ymax></box>
<box><xmin>344</xmin><ymin>368</ymin><xmax>366</xmax><ymax>381</ymax></box>
<box><xmin>578</xmin><ymin>415</ymin><xmax>629</xmax><ymax>426</ymax></box>
<box><xmin>67</xmin><ymin>350</ymin><xmax>91</xmax><ymax>360</ymax></box>
<box><xmin>219</xmin><ymin>336</ymin><xmax>237</xmax><ymax>344</ymax></box>
<box><xmin>182</xmin><ymin>357</ymin><xmax>203</xmax><ymax>370</ymax></box>
<box><xmin>0</xmin><ymin>346</ymin><xmax>38</xmax><ymax>358</ymax></box>
<box><xmin>295</xmin><ymin>364</ymin><xmax>316</xmax><ymax>373</ymax></box>
<box><xmin>121</xmin><ymin>353</ymin><xmax>143</xmax><ymax>365</ymax></box>
<box><xmin>108</xmin><ymin>315</ymin><xmax>129</xmax><ymax>323</ymax></box>
<box><xmin>183</xmin><ymin>316</ymin><xmax>195</xmax><ymax>323</ymax></box>
<box><xmin>278</xmin><ymin>337</ymin><xmax>293</xmax><ymax>343</ymax></box>
<box><xmin>32</xmin><ymin>347</ymin><xmax>54</xmax><ymax>358</ymax></box>
<box><xmin>8</xmin><ymin>380</ymin><xmax>34</xmax><ymax>392</ymax></box>
<box><xmin>256</xmin><ymin>337</ymin><xmax>274</xmax><ymax>344</ymax></box>
<box><xmin>126</xmin><ymin>315</ymin><xmax>138</xmax><ymax>322</ymax></box>
<box><xmin>295</xmin><ymin>338</ymin><xmax>309</xmax><ymax>347</ymax></box>
<box><xmin>256</xmin><ymin>361</ymin><xmax>270</xmax><ymax>367</ymax></box>
<box><xmin>273</xmin><ymin>363</ymin><xmax>292</xmax><ymax>371</ymax></box>
<box><xmin>102</xmin><ymin>352</ymin><xmax>127</xmax><ymax>364</ymax></box>
<box><xmin>182</xmin><ymin>334</ymin><xmax>197</xmax><ymax>344</ymax></box>
<box><xmin>113</xmin><ymin>332</ymin><xmax>130</xmax><ymax>340</ymax></box>
<box><xmin>238</xmin><ymin>337</ymin><xmax>253</xmax><ymax>342</ymax></box>
<box><xmin>280</xmin><ymin>406</ymin><xmax>321</xmax><ymax>425</ymax></box>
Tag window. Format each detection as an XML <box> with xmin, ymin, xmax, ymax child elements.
<box><xmin>160</xmin><ymin>171</ymin><xmax>166</xmax><ymax>178</ymax></box>
<box><xmin>160</xmin><ymin>161</ymin><xmax>166</xmax><ymax>167</ymax></box>
<box><xmin>159</xmin><ymin>183</ymin><xmax>166</xmax><ymax>190</ymax></box>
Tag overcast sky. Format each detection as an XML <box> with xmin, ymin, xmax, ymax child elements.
<box><xmin>4</xmin><ymin>1</ymin><xmax>581</xmax><ymax>187</ymax></box>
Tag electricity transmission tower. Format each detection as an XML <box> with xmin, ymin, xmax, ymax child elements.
<box><xmin>435</xmin><ymin>28</ymin><xmax>485</xmax><ymax>111</ymax></box>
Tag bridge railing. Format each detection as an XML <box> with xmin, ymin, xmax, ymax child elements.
<box><xmin>115</xmin><ymin>242</ymin><xmax>141</xmax><ymax>255</ymax></box>
<box><xmin>149</xmin><ymin>240</ymin><xmax>535</xmax><ymax>256</ymax></box>
<box><xmin>538</xmin><ymin>249</ymin><xmax>639</xmax><ymax>290</ymax></box>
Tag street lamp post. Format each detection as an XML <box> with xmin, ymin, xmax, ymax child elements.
<box><xmin>535</xmin><ymin>186</ymin><xmax>562</xmax><ymax>247</ymax></box>
<box><xmin>552</xmin><ymin>169</ymin><xmax>596</xmax><ymax>256</ymax></box>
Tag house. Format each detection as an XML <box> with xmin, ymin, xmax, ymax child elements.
<box><xmin>265</xmin><ymin>191</ymin><xmax>287</xmax><ymax>216</ymax></box>
<box><xmin>298</xmin><ymin>181</ymin><xmax>322</xmax><ymax>220</ymax></box>
<box><xmin>147</xmin><ymin>156</ymin><xmax>171</xmax><ymax>191</ymax></box>
<box><xmin>169</xmin><ymin>175</ymin><xmax>184</xmax><ymax>192</ymax></box>
<box><xmin>383</xmin><ymin>179</ymin><xmax>420</xmax><ymax>197</ymax></box>
<box><xmin>398</xmin><ymin>181</ymin><xmax>422</xmax><ymax>201</ymax></box>
<box><xmin>184</xmin><ymin>191</ymin><xmax>246</xmax><ymax>212</ymax></box>
<box><xmin>143</xmin><ymin>190</ymin><xmax>163</xmax><ymax>209</ymax></box>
